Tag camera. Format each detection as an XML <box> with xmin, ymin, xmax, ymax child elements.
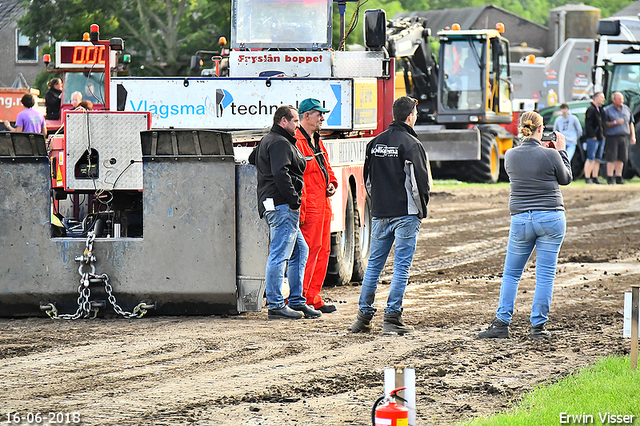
<box><xmin>541</xmin><ymin>131</ymin><xmax>557</xmax><ymax>149</ymax></box>
<box><xmin>541</xmin><ymin>132</ymin><xmax>557</xmax><ymax>142</ymax></box>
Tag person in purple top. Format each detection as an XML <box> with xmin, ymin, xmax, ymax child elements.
<box><xmin>3</xmin><ymin>94</ymin><xmax>46</xmax><ymax>136</ymax></box>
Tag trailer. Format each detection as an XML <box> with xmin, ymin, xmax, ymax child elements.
<box><xmin>510</xmin><ymin>38</ymin><xmax>595</xmax><ymax>109</ymax></box>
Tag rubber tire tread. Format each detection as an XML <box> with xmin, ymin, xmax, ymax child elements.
<box><xmin>460</xmin><ymin>132</ymin><xmax>499</xmax><ymax>183</ymax></box>
<box><xmin>351</xmin><ymin>194</ymin><xmax>371</xmax><ymax>283</ymax></box>
<box><xmin>324</xmin><ymin>187</ymin><xmax>355</xmax><ymax>287</ymax></box>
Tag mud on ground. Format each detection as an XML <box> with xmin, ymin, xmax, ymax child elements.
<box><xmin>1</xmin><ymin>183</ymin><xmax>639</xmax><ymax>425</ymax></box>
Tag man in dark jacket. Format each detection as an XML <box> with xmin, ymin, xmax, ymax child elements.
<box><xmin>350</xmin><ymin>96</ymin><xmax>431</xmax><ymax>335</ymax></box>
<box><xmin>583</xmin><ymin>92</ymin><xmax>606</xmax><ymax>184</ymax></box>
<box><xmin>251</xmin><ymin>105</ymin><xmax>321</xmax><ymax>320</ymax></box>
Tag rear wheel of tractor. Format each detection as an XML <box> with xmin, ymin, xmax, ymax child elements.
<box><xmin>351</xmin><ymin>193</ymin><xmax>372</xmax><ymax>284</ymax></box>
<box><xmin>571</xmin><ymin>139</ymin><xmax>586</xmax><ymax>180</ymax></box>
<box><xmin>498</xmin><ymin>135</ymin><xmax>520</xmax><ymax>182</ymax></box>
<box><xmin>325</xmin><ymin>186</ymin><xmax>355</xmax><ymax>287</ymax></box>
<box><xmin>462</xmin><ymin>132</ymin><xmax>499</xmax><ymax>183</ymax></box>
<box><xmin>626</xmin><ymin>122</ymin><xmax>640</xmax><ymax>178</ymax></box>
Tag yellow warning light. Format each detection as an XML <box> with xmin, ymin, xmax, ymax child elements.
<box><xmin>83</xmin><ymin>32</ymin><xmax>90</xmax><ymax>41</ymax></box>
<box><xmin>452</xmin><ymin>23</ymin><xmax>461</xmax><ymax>31</ymax></box>
<box><xmin>526</xmin><ymin>54</ymin><xmax>536</xmax><ymax>64</ymax></box>
<box><xmin>496</xmin><ymin>22</ymin><xmax>505</xmax><ymax>33</ymax></box>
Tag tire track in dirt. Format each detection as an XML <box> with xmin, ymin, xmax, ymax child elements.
<box><xmin>1</xmin><ymin>184</ymin><xmax>639</xmax><ymax>425</ymax></box>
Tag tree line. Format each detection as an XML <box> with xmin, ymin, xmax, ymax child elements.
<box><xmin>19</xmin><ymin>0</ymin><xmax>636</xmax><ymax>85</ymax></box>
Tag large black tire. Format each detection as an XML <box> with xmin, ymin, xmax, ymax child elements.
<box><xmin>626</xmin><ymin>122</ymin><xmax>640</xmax><ymax>178</ymax></box>
<box><xmin>460</xmin><ymin>132</ymin><xmax>500</xmax><ymax>183</ymax></box>
<box><xmin>498</xmin><ymin>135</ymin><xmax>521</xmax><ymax>182</ymax></box>
<box><xmin>351</xmin><ymin>193</ymin><xmax>372</xmax><ymax>283</ymax></box>
<box><xmin>571</xmin><ymin>140</ymin><xmax>586</xmax><ymax>180</ymax></box>
<box><xmin>325</xmin><ymin>186</ymin><xmax>355</xmax><ymax>286</ymax></box>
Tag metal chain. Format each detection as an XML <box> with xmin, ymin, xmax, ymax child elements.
<box><xmin>42</xmin><ymin>231</ymin><xmax>151</xmax><ymax>319</ymax></box>
<box><xmin>101</xmin><ymin>273</ymin><xmax>149</xmax><ymax>319</ymax></box>
<box><xmin>46</xmin><ymin>278</ymin><xmax>93</xmax><ymax>320</ymax></box>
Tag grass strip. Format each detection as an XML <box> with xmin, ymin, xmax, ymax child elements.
<box><xmin>458</xmin><ymin>356</ymin><xmax>640</xmax><ymax>426</ymax></box>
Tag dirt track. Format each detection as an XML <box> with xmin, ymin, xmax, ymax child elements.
<box><xmin>1</xmin><ymin>182</ymin><xmax>640</xmax><ymax>426</ymax></box>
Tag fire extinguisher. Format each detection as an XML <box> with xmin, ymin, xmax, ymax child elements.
<box><xmin>372</xmin><ymin>386</ymin><xmax>409</xmax><ymax>426</ymax></box>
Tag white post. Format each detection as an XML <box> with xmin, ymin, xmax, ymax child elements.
<box><xmin>384</xmin><ymin>367</ymin><xmax>395</xmax><ymax>396</ymax></box>
<box><xmin>383</xmin><ymin>366</ymin><xmax>416</xmax><ymax>425</ymax></box>
<box><xmin>404</xmin><ymin>368</ymin><xmax>416</xmax><ymax>426</ymax></box>
<box><xmin>632</xmin><ymin>286</ymin><xmax>639</xmax><ymax>370</ymax></box>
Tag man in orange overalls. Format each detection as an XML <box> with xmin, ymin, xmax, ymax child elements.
<box><xmin>295</xmin><ymin>98</ymin><xmax>338</xmax><ymax>313</ymax></box>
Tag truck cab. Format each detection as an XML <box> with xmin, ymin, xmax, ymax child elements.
<box><xmin>438</xmin><ymin>27</ymin><xmax>513</xmax><ymax>125</ymax></box>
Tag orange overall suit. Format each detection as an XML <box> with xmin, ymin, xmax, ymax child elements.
<box><xmin>295</xmin><ymin>128</ymin><xmax>337</xmax><ymax>309</ymax></box>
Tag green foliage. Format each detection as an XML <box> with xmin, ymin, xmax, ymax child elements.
<box><xmin>457</xmin><ymin>356</ymin><xmax>640</xmax><ymax>426</ymax></box>
<box><xmin>16</xmin><ymin>0</ymin><xmax>640</xmax><ymax>76</ymax></box>
<box><xmin>18</xmin><ymin>0</ymin><xmax>231</xmax><ymax>76</ymax></box>
<box><xmin>333</xmin><ymin>0</ymin><xmax>405</xmax><ymax>49</ymax></box>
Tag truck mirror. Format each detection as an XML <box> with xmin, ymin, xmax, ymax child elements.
<box><xmin>190</xmin><ymin>55</ymin><xmax>202</xmax><ymax>72</ymax></box>
<box><xmin>597</xmin><ymin>20</ymin><xmax>620</xmax><ymax>36</ymax></box>
<box><xmin>364</xmin><ymin>9</ymin><xmax>387</xmax><ymax>50</ymax></box>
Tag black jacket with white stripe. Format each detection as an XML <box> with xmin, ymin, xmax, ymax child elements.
<box><xmin>364</xmin><ymin>121</ymin><xmax>430</xmax><ymax>219</ymax></box>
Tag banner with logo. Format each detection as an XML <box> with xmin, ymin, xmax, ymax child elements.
<box><xmin>111</xmin><ymin>77</ymin><xmax>352</xmax><ymax>129</ymax></box>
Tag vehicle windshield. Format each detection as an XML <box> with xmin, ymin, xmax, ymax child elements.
<box><xmin>232</xmin><ymin>0</ymin><xmax>331</xmax><ymax>48</ymax></box>
<box><xmin>63</xmin><ymin>72</ymin><xmax>104</xmax><ymax>106</ymax></box>
<box><xmin>441</xmin><ymin>38</ymin><xmax>484</xmax><ymax>111</ymax></box>
<box><xmin>610</xmin><ymin>64</ymin><xmax>640</xmax><ymax>93</ymax></box>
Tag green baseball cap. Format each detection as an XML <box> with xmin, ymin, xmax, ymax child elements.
<box><xmin>298</xmin><ymin>98</ymin><xmax>331</xmax><ymax>114</ymax></box>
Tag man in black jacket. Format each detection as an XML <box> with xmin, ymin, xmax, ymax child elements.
<box><xmin>583</xmin><ymin>92</ymin><xmax>606</xmax><ymax>184</ymax></box>
<box><xmin>350</xmin><ymin>96</ymin><xmax>431</xmax><ymax>335</ymax></box>
<box><xmin>251</xmin><ymin>105</ymin><xmax>321</xmax><ymax>320</ymax></box>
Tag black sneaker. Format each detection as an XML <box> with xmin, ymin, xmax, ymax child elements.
<box><xmin>478</xmin><ymin>317</ymin><xmax>509</xmax><ymax>339</ymax></box>
<box><xmin>591</xmin><ymin>177</ymin><xmax>603</xmax><ymax>184</ymax></box>
<box><xmin>531</xmin><ymin>323</ymin><xmax>552</xmax><ymax>339</ymax></box>
<box><xmin>616</xmin><ymin>176</ymin><xmax>625</xmax><ymax>185</ymax></box>
<box><xmin>289</xmin><ymin>304</ymin><xmax>322</xmax><ymax>319</ymax></box>
<box><xmin>268</xmin><ymin>305</ymin><xmax>303</xmax><ymax>320</ymax></box>
<box><xmin>317</xmin><ymin>303</ymin><xmax>337</xmax><ymax>313</ymax></box>
<box><xmin>607</xmin><ymin>176</ymin><xmax>616</xmax><ymax>185</ymax></box>
<box><xmin>585</xmin><ymin>177</ymin><xmax>594</xmax><ymax>184</ymax></box>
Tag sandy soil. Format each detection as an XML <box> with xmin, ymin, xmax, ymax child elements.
<box><xmin>1</xmin><ymin>183</ymin><xmax>639</xmax><ymax>426</ymax></box>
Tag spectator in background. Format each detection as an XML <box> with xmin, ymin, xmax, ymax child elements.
<box><xmin>44</xmin><ymin>78</ymin><xmax>63</xmax><ymax>120</ymax></box>
<box><xmin>583</xmin><ymin>92</ymin><xmax>606</xmax><ymax>184</ymax></box>
<box><xmin>603</xmin><ymin>91</ymin><xmax>636</xmax><ymax>184</ymax></box>
<box><xmin>71</xmin><ymin>91</ymin><xmax>83</xmax><ymax>109</ymax></box>
<box><xmin>3</xmin><ymin>94</ymin><xmax>46</xmax><ymax>136</ymax></box>
<box><xmin>553</xmin><ymin>103</ymin><xmax>582</xmax><ymax>162</ymax></box>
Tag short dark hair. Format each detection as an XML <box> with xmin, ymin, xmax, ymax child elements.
<box><xmin>273</xmin><ymin>105</ymin><xmax>296</xmax><ymax>125</ymax></box>
<box><xmin>21</xmin><ymin>93</ymin><xmax>35</xmax><ymax>108</ymax></box>
<box><xmin>393</xmin><ymin>96</ymin><xmax>418</xmax><ymax>122</ymax></box>
<box><xmin>559</xmin><ymin>103</ymin><xmax>569</xmax><ymax>110</ymax></box>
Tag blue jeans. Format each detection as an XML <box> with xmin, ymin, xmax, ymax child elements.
<box><xmin>358</xmin><ymin>215</ymin><xmax>421</xmax><ymax>314</ymax></box>
<box><xmin>566</xmin><ymin>143</ymin><xmax>576</xmax><ymax>162</ymax></box>
<box><xmin>263</xmin><ymin>205</ymin><xmax>308</xmax><ymax>310</ymax></box>
<box><xmin>496</xmin><ymin>210</ymin><xmax>566</xmax><ymax>327</ymax></box>
<box><xmin>585</xmin><ymin>137</ymin><xmax>605</xmax><ymax>161</ymax></box>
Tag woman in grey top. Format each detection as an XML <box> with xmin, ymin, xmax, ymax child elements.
<box><xmin>479</xmin><ymin>111</ymin><xmax>572</xmax><ymax>340</ymax></box>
